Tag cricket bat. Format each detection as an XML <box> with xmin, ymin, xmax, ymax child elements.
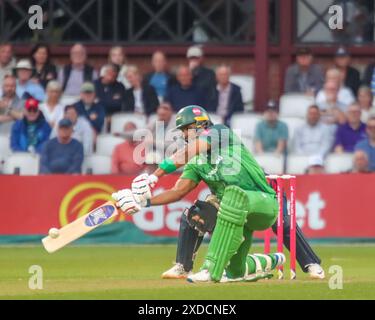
<box><xmin>42</xmin><ymin>201</ymin><xmax>119</xmax><ymax>253</ymax></box>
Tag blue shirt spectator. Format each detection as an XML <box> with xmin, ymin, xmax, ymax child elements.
<box><xmin>10</xmin><ymin>98</ymin><xmax>51</xmax><ymax>153</ymax></box>
<box><xmin>143</xmin><ymin>51</ymin><xmax>173</xmax><ymax>99</ymax></box>
<box><xmin>334</xmin><ymin>104</ymin><xmax>367</xmax><ymax>153</ymax></box>
<box><xmin>14</xmin><ymin>59</ymin><xmax>45</xmax><ymax>101</ymax></box>
<box><xmin>74</xmin><ymin>82</ymin><xmax>105</xmax><ymax>133</ymax></box>
<box><xmin>165</xmin><ymin>65</ymin><xmax>205</xmax><ymax>112</ymax></box>
<box><xmin>40</xmin><ymin>119</ymin><xmax>84</xmax><ymax>174</ymax></box>
<box><xmin>355</xmin><ymin>117</ymin><xmax>375</xmax><ymax>171</ymax></box>
<box><xmin>255</xmin><ymin>105</ymin><xmax>288</xmax><ymax>154</ymax></box>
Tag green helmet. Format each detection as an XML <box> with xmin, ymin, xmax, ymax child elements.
<box><xmin>175</xmin><ymin>105</ymin><xmax>211</xmax><ymax>130</ymax></box>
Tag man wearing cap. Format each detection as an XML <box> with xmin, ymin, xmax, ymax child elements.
<box><xmin>94</xmin><ymin>64</ymin><xmax>126</xmax><ymax>116</ymax></box>
<box><xmin>305</xmin><ymin>155</ymin><xmax>326</xmax><ymax>175</ymax></box>
<box><xmin>186</xmin><ymin>46</ymin><xmax>216</xmax><ymax>110</ymax></box>
<box><xmin>254</xmin><ymin>102</ymin><xmax>288</xmax><ymax>155</ymax></box>
<box><xmin>0</xmin><ymin>43</ymin><xmax>16</xmax><ymax>88</ymax></box>
<box><xmin>334</xmin><ymin>47</ymin><xmax>360</xmax><ymax>97</ymax></box>
<box><xmin>284</xmin><ymin>48</ymin><xmax>324</xmax><ymax>95</ymax></box>
<box><xmin>14</xmin><ymin>59</ymin><xmax>45</xmax><ymax>101</ymax></box>
<box><xmin>40</xmin><ymin>118</ymin><xmax>84</xmax><ymax>174</ymax></box>
<box><xmin>74</xmin><ymin>82</ymin><xmax>105</xmax><ymax>134</ymax></box>
<box><xmin>10</xmin><ymin>98</ymin><xmax>51</xmax><ymax>154</ymax></box>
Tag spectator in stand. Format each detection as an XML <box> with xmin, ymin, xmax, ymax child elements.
<box><xmin>57</xmin><ymin>104</ymin><xmax>94</xmax><ymax>155</ymax></box>
<box><xmin>58</xmin><ymin>43</ymin><xmax>98</xmax><ymax>96</ymax></box>
<box><xmin>355</xmin><ymin>116</ymin><xmax>375</xmax><ymax>171</ymax></box>
<box><xmin>363</xmin><ymin>59</ymin><xmax>375</xmax><ymax>97</ymax></box>
<box><xmin>305</xmin><ymin>155</ymin><xmax>326</xmax><ymax>175</ymax></box>
<box><xmin>165</xmin><ymin>65</ymin><xmax>205</xmax><ymax>112</ymax></box>
<box><xmin>94</xmin><ymin>63</ymin><xmax>126</xmax><ymax>116</ymax></box>
<box><xmin>40</xmin><ymin>119</ymin><xmax>84</xmax><ymax>174</ymax></box>
<box><xmin>254</xmin><ymin>103</ymin><xmax>288</xmax><ymax>155</ymax></box>
<box><xmin>0</xmin><ymin>75</ymin><xmax>23</xmax><ymax>133</ymax></box>
<box><xmin>334</xmin><ymin>47</ymin><xmax>361</xmax><ymax>97</ymax></box>
<box><xmin>102</xmin><ymin>46</ymin><xmax>130</xmax><ymax>89</ymax></box>
<box><xmin>123</xmin><ymin>65</ymin><xmax>159</xmax><ymax>116</ymax></box>
<box><xmin>10</xmin><ymin>98</ymin><xmax>51</xmax><ymax>154</ymax></box>
<box><xmin>316</xmin><ymin>81</ymin><xmax>348</xmax><ymax>125</ymax></box>
<box><xmin>351</xmin><ymin>150</ymin><xmax>370</xmax><ymax>174</ymax></box>
<box><xmin>39</xmin><ymin>80</ymin><xmax>64</xmax><ymax>131</ymax></box>
<box><xmin>334</xmin><ymin>103</ymin><xmax>366</xmax><ymax>153</ymax></box>
<box><xmin>146</xmin><ymin>102</ymin><xmax>176</xmax><ymax>156</ymax></box>
<box><xmin>143</xmin><ymin>51</ymin><xmax>173</xmax><ymax>101</ymax></box>
<box><xmin>293</xmin><ymin>105</ymin><xmax>334</xmax><ymax>158</ymax></box>
<box><xmin>0</xmin><ymin>43</ymin><xmax>16</xmax><ymax>88</ymax></box>
<box><xmin>357</xmin><ymin>86</ymin><xmax>375</xmax><ymax>123</ymax></box>
<box><xmin>214</xmin><ymin>64</ymin><xmax>244</xmax><ymax>126</ymax></box>
<box><xmin>316</xmin><ymin>68</ymin><xmax>355</xmax><ymax>113</ymax></box>
<box><xmin>14</xmin><ymin>59</ymin><xmax>45</xmax><ymax>101</ymax></box>
<box><xmin>284</xmin><ymin>47</ymin><xmax>324</xmax><ymax>95</ymax></box>
<box><xmin>186</xmin><ymin>46</ymin><xmax>216</xmax><ymax>110</ymax></box>
<box><xmin>30</xmin><ymin>43</ymin><xmax>57</xmax><ymax>89</ymax></box>
<box><xmin>111</xmin><ymin>122</ymin><xmax>145</xmax><ymax>175</ymax></box>
<box><xmin>74</xmin><ymin>82</ymin><xmax>105</xmax><ymax>134</ymax></box>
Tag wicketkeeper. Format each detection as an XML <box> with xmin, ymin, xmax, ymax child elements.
<box><xmin>113</xmin><ymin>105</ymin><xmax>293</xmax><ymax>282</ymax></box>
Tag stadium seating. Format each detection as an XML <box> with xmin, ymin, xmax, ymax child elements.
<box><xmin>96</xmin><ymin>134</ymin><xmax>124</xmax><ymax>157</ymax></box>
<box><xmin>279</xmin><ymin>94</ymin><xmax>315</xmax><ymax>119</ymax></box>
<box><xmin>208</xmin><ymin>113</ymin><xmax>224</xmax><ymax>125</ymax></box>
<box><xmin>286</xmin><ymin>155</ymin><xmax>311</xmax><ymax>174</ymax></box>
<box><xmin>230</xmin><ymin>113</ymin><xmax>261</xmax><ymax>141</ymax></box>
<box><xmin>110</xmin><ymin>113</ymin><xmax>147</xmax><ymax>134</ymax></box>
<box><xmin>254</xmin><ymin>154</ymin><xmax>284</xmax><ymax>175</ymax></box>
<box><xmin>3</xmin><ymin>153</ymin><xmax>40</xmax><ymax>175</ymax></box>
<box><xmin>280</xmin><ymin>117</ymin><xmax>305</xmax><ymax>142</ymax></box>
<box><xmin>60</xmin><ymin>95</ymin><xmax>80</xmax><ymax>106</ymax></box>
<box><xmin>230</xmin><ymin>75</ymin><xmax>255</xmax><ymax>110</ymax></box>
<box><xmin>325</xmin><ymin>153</ymin><xmax>353</xmax><ymax>174</ymax></box>
<box><xmin>82</xmin><ymin>154</ymin><xmax>112</xmax><ymax>174</ymax></box>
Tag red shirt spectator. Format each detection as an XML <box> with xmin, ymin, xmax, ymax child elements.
<box><xmin>111</xmin><ymin>122</ymin><xmax>145</xmax><ymax>174</ymax></box>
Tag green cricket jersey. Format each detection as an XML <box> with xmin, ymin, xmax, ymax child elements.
<box><xmin>181</xmin><ymin>124</ymin><xmax>275</xmax><ymax>200</ymax></box>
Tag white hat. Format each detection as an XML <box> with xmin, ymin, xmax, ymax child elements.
<box><xmin>14</xmin><ymin>59</ymin><xmax>33</xmax><ymax>70</ymax></box>
<box><xmin>186</xmin><ymin>46</ymin><xmax>203</xmax><ymax>58</ymax></box>
<box><xmin>308</xmin><ymin>155</ymin><xmax>324</xmax><ymax>167</ymax></box>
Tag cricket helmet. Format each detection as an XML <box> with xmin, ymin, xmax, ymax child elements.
<box><xmin>175</xmin><ymin>105</ymin><xmax>211</xmax><ymax>131</ymax></box>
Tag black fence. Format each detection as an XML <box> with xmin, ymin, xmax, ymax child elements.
<box><xmin>0</xmin><ymin>0</ymin><xmax>257</xmax><ymax>44</ymax></box>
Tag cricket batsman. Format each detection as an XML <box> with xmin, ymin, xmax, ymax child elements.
<box><xmin>112</xmin><ymin>105</ymin><xmax>286</xmax><ymax>282</ymax></box>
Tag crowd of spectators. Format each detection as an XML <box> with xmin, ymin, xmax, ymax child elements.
<box><xmin>252</xmin><ymin>46</ymin><xmax>375</xmax><ymax>174</ymax></box>
<box><xmin>1</xmin><ymin>41</ymin><xmax>375</xmax><ymax>175</ymax></box>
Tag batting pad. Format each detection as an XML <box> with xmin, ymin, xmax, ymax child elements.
<box><xmin>204</xmin><ymin>186</ymin><xmax>249</xmax><ymax>281</ymax></box>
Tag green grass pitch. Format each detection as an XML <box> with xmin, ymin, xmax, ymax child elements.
<box><xmin>1</xmin><ymin>244</ymin><xmax>375</xmax><ymax>300</ymax></box>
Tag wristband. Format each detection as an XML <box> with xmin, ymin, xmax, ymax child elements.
<box><xmin>146</xmin><ymin>199</ymin><xmax>151</xmax><ymax>207</ymax></box>
<box><xmin>159</xmin><ymin>158</ymin><xmax>177</xmax><ymax>174</ymax></box>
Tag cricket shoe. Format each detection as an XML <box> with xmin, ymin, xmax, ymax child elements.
<box><xmin>161</xmin><ymin>263</ymin><xmax>191</xmax><ymax>279</ymax></box>
<box><xmin>187</xmin><ymin>269</ymin><xmax>212</xmax><ymax>283</ymax></box>
<box><xmin>220</xmin><ymin>271</ymin><xmax>243</xmax><ymax>283</ymax></box>
<box><xmin>307</xmin><ymin>264</ymin><xmax>325</xmax><ymax>279</ymax></box>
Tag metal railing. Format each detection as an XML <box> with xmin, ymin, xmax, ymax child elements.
<box><xmin>0</xmin><ymin>0</ymin><xmax>258</xmax><ymax>45</ymax></box>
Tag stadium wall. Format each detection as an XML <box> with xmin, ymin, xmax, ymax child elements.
<box><xmin>0</xmin><ymin>174</ymin><xmax>374</xmax><ymax>244</ymax></box>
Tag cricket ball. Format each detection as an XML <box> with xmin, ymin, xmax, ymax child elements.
<box><xmin>49</xmin><ymin>228</ymin><xmax>60</xmax><ymax>239</ymax></box>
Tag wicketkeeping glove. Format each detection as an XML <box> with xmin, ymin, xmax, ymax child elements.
<box><xmin>131</xmin><ymin>173</ymin><xmax>158</xmax><ymax>206</ymax></box>
<box><xmin>112</xmin><ymin>189</ymin><xmax>141</xmax><ymax>215</ymax></box>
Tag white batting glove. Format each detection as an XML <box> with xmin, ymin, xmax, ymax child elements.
<box><xmin>112</xmin><ymin>189</ymin><xmax>141</xmax><ymax>215</ymax></box>
<box><xmin>131</xmin><ymin>173</ymin><xmax>158</xmax><ymax>206</ymax></box>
